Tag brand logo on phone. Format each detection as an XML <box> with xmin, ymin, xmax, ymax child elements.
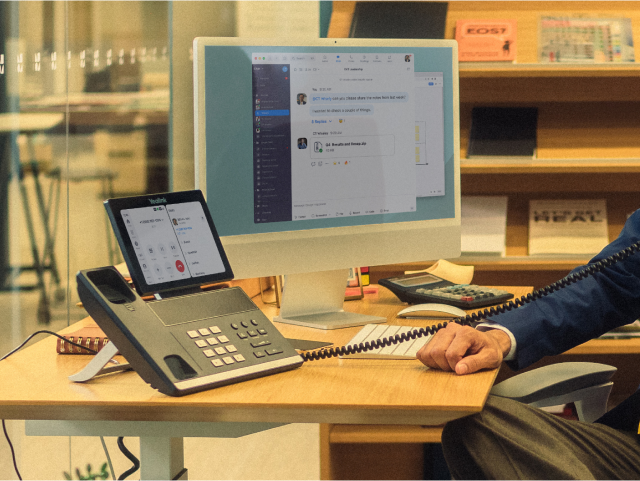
<box><xmin>149</xmin><ymin>197</ymin><xmax>167</xmax><ymax>205</ymax></box>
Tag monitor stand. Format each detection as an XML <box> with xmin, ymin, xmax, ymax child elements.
<box><xmin>272</xmin><ymin>269</ymin><xmax>386</xmax><ymax>330</ymax></box>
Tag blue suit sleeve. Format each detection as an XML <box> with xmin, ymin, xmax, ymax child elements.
<box><xmin>490</xmin><ymin>209</ymin><xmax>640</xmax><ymax>371</ymax></box>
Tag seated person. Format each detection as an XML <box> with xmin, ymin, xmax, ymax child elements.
<box><xmin>417</xmin><ymin>209</ymin><xmax>640</xmax><ymax>479</ymax></box>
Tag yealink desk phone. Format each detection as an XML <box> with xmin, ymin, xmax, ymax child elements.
<box><xmin>75</xmin><ymin>190</ymin><xmax>303</xmax><ymax>396</ymax></box>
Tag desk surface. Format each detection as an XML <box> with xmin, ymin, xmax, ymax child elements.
<box><xmin>0</xmin><ymin>286</ymin><xmax>533</xmax><ymax>426</ymax></box>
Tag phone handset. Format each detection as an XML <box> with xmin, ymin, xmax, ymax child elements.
<box><xmin>301</xmin><ymin>241</ymin><xmax>640</xmax><ymax>362</ymax></box>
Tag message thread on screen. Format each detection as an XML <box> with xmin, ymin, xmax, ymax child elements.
<box><xmin>251</xmin><ymin>51</ymin><xmax>446</xmax><ymax>225</ymax></box>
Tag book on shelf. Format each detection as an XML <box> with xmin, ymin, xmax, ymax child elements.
<box><xmin>56</xmin><ymin>325</ymin><xmax>111</xmax><ymax>354</ymax></box>
<box><xmin>455</xmin><ymin>19</ymin><xmax>517</xmax><ymax>62</ymax></box>
<box><xmin>539</xmin><ymin>17</ymin><xmax>634</xmax><ymax>63</ymax></box>
<box><xmin>349</xmin><ymin>1</ymin><xmax>448</xmax><ymax>39</ymax></box>
<box><xmin>529</xmin><ymin>199</ymin><xmax>609</xmax><ymax>256</ymax></box>
<box><xmin>467</xmin><ymin>107</ymin><xmax>537</xmax><ymax>158</ymax></box>
<box><xmin>461</xmin><ymin>196</ymin><xmax>508</xmax><ymax>256</ymax></box>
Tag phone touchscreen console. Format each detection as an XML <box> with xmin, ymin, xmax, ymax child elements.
<box><xmin>104</xmin><ymin>189</ymin><xmax>233</xmax><ymax>297</ymax></box>
<box><xmin>75</xmin><ymin>190</ymin><xmax>303</xmax><ymax>396</ymax></box>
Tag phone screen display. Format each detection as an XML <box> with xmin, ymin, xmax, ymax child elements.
<box><xmin>122</xmin><ymin>202</ymin><xmax>227</xmax><ymax>286</ymax></box>
<box><xmin>105</xmin><ymin>190</ymin><xmax>233</xmax><ymax>296</ymax></box>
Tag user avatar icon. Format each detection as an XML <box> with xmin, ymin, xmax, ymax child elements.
<box><xmin>297</xmin><ymin>138</ymin><xmax>308</xmax><ymax>149</ymax></box>
<box><xmin>297</xmin><ymin>93</ymin><xmax>307</xmax><ymax>105</ymax></box>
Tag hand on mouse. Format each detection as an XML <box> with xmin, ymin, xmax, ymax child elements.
<box><xmin>416</xmin><ymin>323</ymin><xmax>511</xmax><ymax>375</ymax></box>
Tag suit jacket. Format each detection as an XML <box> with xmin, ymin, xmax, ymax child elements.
<box><xmin>491</xmin><ymin>209</ymin><xmax>640</xmax><ymax>371</ymax></box>
<box><xmin>490</xmin><ymin>209</ymin><xmax>640</xmax><ymax>431</ymax></box>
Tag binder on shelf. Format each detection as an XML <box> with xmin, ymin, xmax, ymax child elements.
<box><xmin>528</xmin><ymin>199</ymin><xmax>609</xmax><ymax>256</ymax></box>
<box><xmin>467</xmin><ymin>107</ymin><xmax>538</xmax><ymax>158</ymax></box>
<box><xmin>349</xmin><ymin>2</ymin><xmax>448</xmax><ymax>39</ymax></box>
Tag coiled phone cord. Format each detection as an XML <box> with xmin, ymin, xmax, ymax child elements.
<box><xmin>301</xmin><ymin>240</ymin><xmax>640</xmax><ymax>362</ymax></box>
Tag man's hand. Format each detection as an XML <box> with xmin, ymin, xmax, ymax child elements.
<box><xmin>416</xmin><ymin>323</ymin><xmax>511</xmax><ymax>375</ymax></box>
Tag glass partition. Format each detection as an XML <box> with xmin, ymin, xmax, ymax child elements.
<box><xmin>0</xmin><ymin>2</ymin><xmax>321</xmax><ymax>479</ymax></box>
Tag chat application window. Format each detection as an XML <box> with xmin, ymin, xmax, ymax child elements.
<box><xmin>122</xmin><ymin>202</ymin><xmax>225</xmax><ymax>286</ymax></box>
<box><xmin>253</xmin><ymin>52</ymin><xmax>416</xmax><ymax>222</ymax></box>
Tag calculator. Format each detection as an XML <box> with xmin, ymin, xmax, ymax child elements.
<box><xmin>379</xmin><ymin>272</ymin><xmax>514</xmax><ymax>309</ymax></box>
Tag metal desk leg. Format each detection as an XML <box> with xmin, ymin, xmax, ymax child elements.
<box><xmin>140</xmin><ymin>437</ymin><xmax>187</xmax><ymax>480</ymax></box>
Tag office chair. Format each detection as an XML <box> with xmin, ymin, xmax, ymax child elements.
<box><xmin>490</xmin><ymin>362</ymin><xmax>616</xmax><ymax>423</ymax></box>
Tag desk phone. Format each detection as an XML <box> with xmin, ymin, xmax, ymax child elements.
<box><xmin>76</xmin><ymin>190</ymin><xmax>302</xmax><ymax>396</ymax></box>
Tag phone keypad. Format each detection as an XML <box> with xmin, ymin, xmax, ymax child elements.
<box><xmin>185</xmin><ymin>319</ymin><xmax>286</xmax><ymax>369</ymax></box>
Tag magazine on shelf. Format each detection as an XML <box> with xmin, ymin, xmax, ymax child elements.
<box><xmin>539</xmin><ymin>17</ymin><xmax>634</xmax><ymax>63</ymax></box>
<box><xmin>456</xmin><ymin>19</ymin><xmax>517</xmax><ymax>62</ymax></box>
<box><xmin>529</xmin><ymin>199</ymin><xmax>609</xmax><ymax>256</ymax></box>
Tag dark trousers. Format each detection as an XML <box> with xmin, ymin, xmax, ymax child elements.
<box><xmin>442</xmin><ymin>395</ymin><xmax>640</xmax><ymax>480</ymax></box>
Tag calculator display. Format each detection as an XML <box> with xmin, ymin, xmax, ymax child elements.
<box><xmin>389</xmin><ymin>273</ymin><xmax>442</xmax><ymax>288</ymax></box>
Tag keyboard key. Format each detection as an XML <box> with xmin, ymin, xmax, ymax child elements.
<box><xmin>195</xmin><ymin>340</ymin><xmax>207</xmax><ymax>348</ymax></box>
<box><xmin>251</xmin><ymin>340</ymin><xmax>271</xmax><ymax>348</ymax></box>
<box><xmin>266</xmin><ymin>348</ymin><xmax>283</xmax><ymax>356</ymax></box>
<box><xmin>187</xmin><ymin>330</ymin><xmax>199</xmax><ymax>339</ymax></box>
<box><xmin>226</xmin><ymin>345</ymin><xmax>238</xmax><ymax>353</ymax></box>
<box><xmin>214</xmin><ymin>347</ymin><xmax>227</xmax><ymax>355</ymax></box>
<box><xmin>211</xmin><ymin>359</ymin><xmax>224</xmax><ymax>367</ymax></box>
<box><xmin>217</xmin><ymin>335</ymin><xmax>229</xmax><ymax>343</ymax></box>
<box><xmin>203</xmin><ymin>349</ymin><xmax>216</xmax><ymax>358</ymax></box>
<box><xmin>209</xmin><ymin>326</ymin><xmax>222</xmax><ymax>334</ymax></box>
<box><xmin>198</xmin><ymin>328</ymin><xmax>211</xmax><ymax>336</ymax></box>
<box><xmin>234</xmin><ymin>354</ymin><xmax>246</xmax><ymax>362</ymax></box>
<box><xmin>254</xmin><ymin>351</ymin><xmax>266</xmax><ymax>359</ymax></box>
<box><xmin>206</xmin><ymin>337</ymin><xmax>219</xmax><ymax>346</ymax></box>
<box><xmin>237</xmin><ymin>332</ymin><xmax>249</xmax><ymax>340</ymax></box>
<box><xmin>223</xmin><ymin>356</ymin><xmax>235</xmax><ymax>365</ymax></box>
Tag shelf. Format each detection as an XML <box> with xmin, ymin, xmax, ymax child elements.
<box><xmin>461</xmin><ymin>158</ymin><xmax>640</xmax><ymax>175</ymax></box>
<box><xmin>460</xmin><ymin>63</ymin><xmax>640</xmax><ymax>78</ymax></box>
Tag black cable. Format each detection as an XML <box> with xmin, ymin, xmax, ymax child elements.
<box><xmin>302</xmin><ymin>240</ymin><xmax>640</xmax><ymax>362</ymax></box>
<box><xmin>2</xmin><ymin>420</ymin><xmax>22</xmax><ymax>480</ymax></box>
<box><xmin>0</xmin><ymin>330</ymin><xmax>97</xmax><ymax>362</ymax></box>
<box><xmin>116</xmin><ymin>437</ymin><xmax>140</xmax><ymax>480</ymax></box>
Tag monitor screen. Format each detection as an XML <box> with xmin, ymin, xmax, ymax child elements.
<box><xmin>194</xmin><ymin>37</ymin><xmax>460</xmax><ymax>329</ymax></box>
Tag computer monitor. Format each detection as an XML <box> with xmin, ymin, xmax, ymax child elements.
<box><xmin>193</xmin><ymin>37</ymin><xmax>460</xmax><ymax>329</ymax></box>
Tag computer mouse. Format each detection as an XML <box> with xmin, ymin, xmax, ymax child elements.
<box><xmin>397</xmin><ymin>303</ymin><xmax>467</xmax><ymax>319</ymax></box>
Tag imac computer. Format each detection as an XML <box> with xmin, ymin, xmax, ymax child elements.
<box><xmin>193</xmin><ymin>37</ymin><xmax>460</xmax><ymax>330</ymax></box>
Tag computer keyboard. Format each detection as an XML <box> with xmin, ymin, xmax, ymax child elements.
<box><xmin>341</xmin><ymin>324</ymin><xmax>433</xmax><ymax>359</ymax></box>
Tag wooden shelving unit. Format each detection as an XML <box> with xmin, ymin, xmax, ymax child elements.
<box><xmin>322</xmin><ymin>2</ymin><xmax>640</xmax><ymax>479</ymax></box>
<box><xmin>328</xmin><ymin>1</ymin><xmax>640</xmax><ymax>290</ymax></box>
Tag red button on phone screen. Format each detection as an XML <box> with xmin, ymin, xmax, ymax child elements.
<box><xmin>175</xmin><ymin>260</ymin><xmax>185</xmax><ymax>272</ymax></box>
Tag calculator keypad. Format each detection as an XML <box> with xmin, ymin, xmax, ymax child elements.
<box><xmin>416</xmin><ymin>284</ymin><xmax>511</xmax><ymax>307</ymax></box>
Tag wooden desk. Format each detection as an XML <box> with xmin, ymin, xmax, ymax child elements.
<box><xmin>0</xmin><ymin>285</ymin><xmax>504</xmax><ymax>479</ymax></box>
<box><xmin>272</xmin><ymin>285</ymin><xmax>530</xmax><ymax>480</ymax></box>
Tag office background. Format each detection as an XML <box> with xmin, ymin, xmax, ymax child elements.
<box><xmin>0</xmin><ymin>2</ymin><xmax>322</xmax><ymax>479</ymax></box>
